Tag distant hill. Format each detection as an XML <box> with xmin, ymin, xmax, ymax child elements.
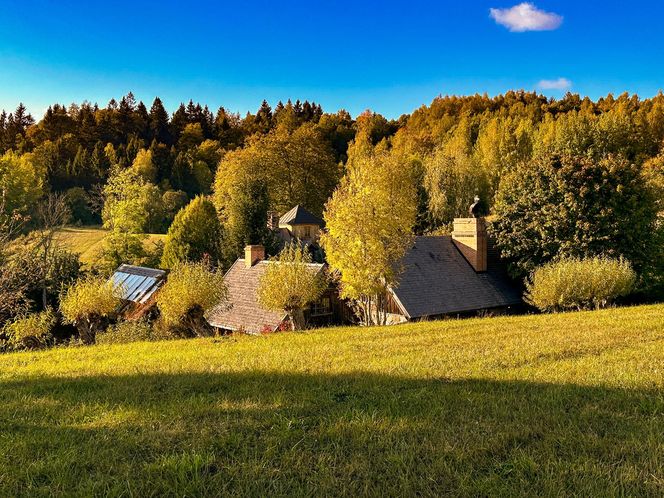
<box><xmin>0</xmin><ymin>304</ymin><xmax>663</xmax><ymax>496</ymax></box>
<box><xmin>53</xmin><ymin>226</ymin><xmax>166</xmax><ymax>266</ymax></box>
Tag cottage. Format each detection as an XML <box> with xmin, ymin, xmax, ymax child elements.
<box><xmin>110</xmin><ymin>264</ymin><xmax>167</xmax><ymax>320</ymax></box>
<box><xmin>206</xmin><ymin>245</ymin><xmax>349</xmax><ymax>334</ymax></box>
<box><xmin>379</xmin><ymin>216</ymin><xmax>523</xmax><ymax>324</ymax></box>
<box><xmin>273</xmin><ymin>205</ymin><xmax>323</xmax><ymax>244</ymax></box>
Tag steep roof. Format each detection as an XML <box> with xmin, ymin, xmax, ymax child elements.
<box><xmin>279</xmin><ymin>205</ymin><xmax>323</xmax><ymax>226</ymax></box>
<box><xmin>111</xmin><ymin>264</ymin><xmax>167</xmax><ymax>304</ymax></box>
<box><xmin>389</xmin><ymin>236</ymin><xmax>522</xmax><ymax>319</ymax></box>
<box><xmin>207</xmin><ymin>259</ymin><xmax>325</xmax><ymax>334</ymax></box>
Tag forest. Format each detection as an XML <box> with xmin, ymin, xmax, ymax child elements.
<box><xmin>0</xmin><ymin>90</ymin><xmax>663</xmax><ymax>343</ymax></box>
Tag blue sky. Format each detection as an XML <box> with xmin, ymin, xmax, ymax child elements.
<box><xmin>0</xmin><ymin>0</ymin><xmax>662</xmax><ymax>119</ymax></box>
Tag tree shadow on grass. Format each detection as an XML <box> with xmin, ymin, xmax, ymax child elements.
<box><xmin>1</xmin><ymin>372</ymin><xmax>662</xmax><ymax>497</ymax></box>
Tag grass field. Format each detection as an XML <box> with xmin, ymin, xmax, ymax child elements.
<box><xmin>1</xmin><ymin>304</ymin><xmax>663</xmax><ymax>496</ymax></box>
<box><xmin>53</xmin><ymin>226</ymin><xmax>166</xmax><ymax>266</ymax></box>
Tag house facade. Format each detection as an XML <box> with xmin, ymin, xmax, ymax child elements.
<box><xmin>272</xmin><ymin>205</ymin><xmax>323</xmax><ymax>245</ymax></box>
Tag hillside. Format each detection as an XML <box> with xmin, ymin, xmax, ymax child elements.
<box><xmin>1</xmin><ymin>304</ymin><xmax>663</xmax><ymax>496</ymax></box>
<box><xmin>53</xmin><ymin>226</ymin><xmax>166</xmax><ymax>266</ymax></box>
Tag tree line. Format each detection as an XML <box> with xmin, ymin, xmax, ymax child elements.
<box><xmin>0</xmin><ymin>90</ymin><xmax>663</xmax><ymax>343</ymax></box>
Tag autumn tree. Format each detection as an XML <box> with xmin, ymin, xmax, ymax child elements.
<box><xmin>0</xmin><ymin>151</ymin><xmax>44</xmax><ymax>216</ymax></box>
<box><xmin>213</xmin><ymin>123</ymin><xmax>340</xmax><ymax>219</ymax></box>
<box><xmin>100</xmin><ymin>168</ymin><xmax>163</xmax><ymax>269</ymax></box>
<box><xmin>59</xmin><ymin>276</ymin><xmax>121</xmax><ymax>344</ymax></box>
<box><xmin>161</xmin><ymin>196</ymin><xmax>223</xmax><ymax>268</ymax></box>
<box><xmin>131</xmin><ymin>148</ymin><xmax>157</xmax><ymax>183</ymax></box>
<box><xmin>156</xmin><ymin>262</ymin><xmax>226</xmax><ymax>337</ymax></box>
<box><xmin>321</xmin><ymin>136</ymin><xmax>417</xmax><ymax>325</ymax></box>
<box><xmin>257</xmin><ymin>243</ymin><xmax>327</xmax><ymax>330</ymax></box>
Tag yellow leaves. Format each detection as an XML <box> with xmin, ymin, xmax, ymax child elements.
<box><xmin>156</xmin><ymin>262</ymin><xmax>226</xmax><ymax>327</ymax></box>
<box><xmin>59</xmin><ymin>276</ymin><xmax>121</xmax><ymax>323</ymax></box>
<box><xmin>257</xmin><ymin>243</ymin><xmax>326</xmax><ymax>315</ymax></box>
<box><xmin>322</xmin><ymin>141</ymin><xmax>416</xmax><ymax>301</ymax></box>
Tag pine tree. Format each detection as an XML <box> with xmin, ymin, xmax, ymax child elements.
<box><xmin>224</xmin><ymin>176</ymin><xmax>273</xmax><ymax>265</ymax></box>
<box><xmin>170</xmin><ymin>103</ymin><xmax>188</xmax><ymax>142</ymax></box>
<box><xmin>149</xmin><ymin>97</ymin><xmax>171</xmax><ymax>145</ymax></box>
<box><xmin>161</xmin><ymin>196</ymin><xmax>223</xmax><ymax>268</ymax></box>
<box><xmin>254</xmin><ymin>100</ymin><xmax>273</xmax><ymax>133</ymax></box>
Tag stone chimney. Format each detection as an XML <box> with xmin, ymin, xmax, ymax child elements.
<box><xmin>452</xmin><ymin>218</ymin><xmax>487</xmax><ymax>272</ymax></box>
<box><xmin>244</xmin><ymin>245</ymin><xmax>265</xmax><ymax>268</ymax></box>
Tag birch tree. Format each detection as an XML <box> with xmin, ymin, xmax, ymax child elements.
<box><xmin>321</xmin><ymin>135</ymin><xmax>416</xmax><ymax>325</ymax></box>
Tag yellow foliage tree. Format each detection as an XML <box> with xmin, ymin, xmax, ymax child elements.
<box><xmin>156</xmin><ymin>262</ymin><xmax>227</xmax><ymax>337</ymax></box>
<box><xmin>257</xmin><ymin>243</ymin><xmax>327</xmax><ymax>330</ymax></box>
<box><xmin>321</xmin><ymin>136</ymin><xmax>416</xmax><ymax>325</ymax></box>
<box><xmin>59</xmin><ymin>276</ymin><xmax>122</xmax><ymax>344</ymax></box>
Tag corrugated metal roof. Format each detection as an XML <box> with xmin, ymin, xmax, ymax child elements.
<box><xmin>111</xmin><ymin>264</ymin><xmax>167</xmax><ymax>304</ymax></box>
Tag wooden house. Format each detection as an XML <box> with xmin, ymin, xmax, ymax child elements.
<box><xmin>206</xmin><ymin>245</ymin><xmax>352</xmax><ymax>334</ymax></box>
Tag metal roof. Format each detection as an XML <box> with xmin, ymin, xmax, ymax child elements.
<box><xmin>111</xmin><ymin>264</ymin><xmax>167</xmax><ymax>304</ymax></box>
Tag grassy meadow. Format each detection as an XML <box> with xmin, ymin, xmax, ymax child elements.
<box><xmin>1</xmin><ymin>304</ymin><xmax>663</xmax><ymax>496</ymax></box>
<box><xmin>53</xmin><ymin>226</ymin><xmax>166</xmax><ymax>266</ymax></box>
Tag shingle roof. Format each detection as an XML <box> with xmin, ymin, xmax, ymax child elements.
<box><xmin>111</xmin><ymin>264</ymin><xmax>167</xmax><ymax>304</ymax></box>
<box><xmin>279</xmin><ymin>205</ymin><xmax>323</xmax><ymax>226</ymax></box>
<box><xmin>206</xmin><ymin>259</ymin><xmax>325</xmax><ymax>334</ymax></box>
<box><xmin>389</xmin><ymin>236</ymin><xmax>522</xmax><ymax>319</ymax></box>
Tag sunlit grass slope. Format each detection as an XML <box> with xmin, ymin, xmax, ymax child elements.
<box><xmin>1</xmin><ymin>304</ymin><xmax>663</xmax><ymax>496</ymax></box>
<box><xmin>54</xmin><ymin>226</ymin><xmax>166</xmax><ymax>266</ymax></box>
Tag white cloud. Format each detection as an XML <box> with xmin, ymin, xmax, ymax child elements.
<box><xmin>490</xmin><ymin>3</ymin><xmax>563</xmax><ymax>32</ymax></box>
<box><xmin>537</xmin><ymin>77</ymin><xmax>572</xmax><ymax>90</ymax></box>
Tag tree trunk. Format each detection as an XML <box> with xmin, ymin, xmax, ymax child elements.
<box><xmin>77</xmin><ymin>318</ymin><xmax>96</xmax><ymax>345</ymax></box>
<box><xmin>288</xmin><ymin>309</ymin><xmax>306</xmax><ymax>331</ymax></box>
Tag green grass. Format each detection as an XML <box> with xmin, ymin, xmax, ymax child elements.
<box><xmin>53</xmin><ymin>226</ymin><xmax>166</xmax><ymax>266</ymax></box>
<box><xmin>1</xmin><ymin>304</ymin><xmax>663</xmax><ymax>496</ymax></box>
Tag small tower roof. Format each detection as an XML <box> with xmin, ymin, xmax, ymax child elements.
<box><xmin>279</xmin><ymin>205</ymin><xmax>323</xmax><ymax>226</ymax></box>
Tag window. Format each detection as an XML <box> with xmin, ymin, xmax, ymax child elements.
<box><xmin>310</xmin><ymin>296</ymin><xmax>331</xmax><ymax>316</ymax></box>
<box><xmin>303</xmin><ymin>226</ymin><xmax>312</xmax><ymax>238</ymax></box>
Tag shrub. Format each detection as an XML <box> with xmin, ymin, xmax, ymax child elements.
<box><xmin>97</xmin><ymin>319</ymin><xmax>170</xmax><ymax>345</ymax></box>
<box><xmin>59</xmin><ymin>276</ymin><xmax>122</xmax><ymax>344</ymax></box>
<box><xmin>257</xmin><ymin>243</ymin><xmax>327</xmax><ymax>330</ymax></box>
<box><xmin>2</xmin><ymin>309</ymin><xmax>57</xmax><ymax>351</ymax></box>
<box><xmin>525</xmin><ymin>257</ymin><xmax>636</xmax><ymax>312</ymax></box>
<box><xmin>492</xmin><ymin>154</ymin><xmax>658</xmax><ymax>279</ymax></box>
<box><xmin>156</xmin><ymin>262</ymin><xmax>227</xmax><ymax>337</ymax></box>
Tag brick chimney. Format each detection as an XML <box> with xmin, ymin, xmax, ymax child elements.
<box><xmin>452</xmin><ymin>218</ymin><xmax>487</xmax><ymax>272</ymax></box>
<box><xmin>244</xmin><ymin>245</ymin><xmax>265</xmax><ymax>268</ymax></box>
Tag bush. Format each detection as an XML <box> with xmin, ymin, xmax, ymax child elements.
<box><xmin>97</xmin><ymin>319</ymin><xmax>170</xmax><ymax>345</ymax></box>
<box><xmin>492</xmin><ymin>154</ymin><xmax>658</xmax><ymax>279</ymax></box>
<box><xmin>59</xmin><ymin>276</ymin><xmax>122</xmax><ymax>344</ymax></box>
<box><xmin>257</xmin><ymin>243</ymin><xmax>327</xmax><ymax>330</ymax></box>
<box><xmin>525</xmin><ymin>257</ymin><xmax>636</xmax><ymax>312</ymax></box>
<box><xmin>2</xmin><ymin>309</ymin><xmax>57</xmax><ymax>351</ymax></box>
<box><xmin>156</xmin><ymin>262</ymin><xmax>227</xmax><ymax>336</ymax></box>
